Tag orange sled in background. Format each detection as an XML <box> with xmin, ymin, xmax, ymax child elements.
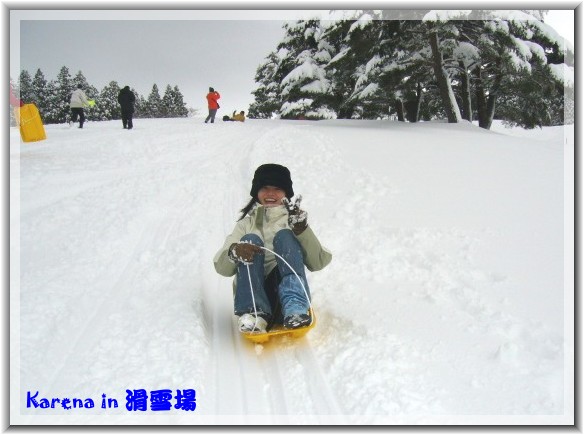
<box><xmin>15</xmin><ymin>103</ymin><xmax>46</xmax><ymax>142</ymax></box>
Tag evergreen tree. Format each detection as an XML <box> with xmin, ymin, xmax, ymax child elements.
<box><xmin>31</xmin><ymin>69</ymin><xmax>49</xmax><ymax>107</ymax></box>
<box><xmin>145</xmin><ymin>84</ymin><xmax>162</xmax><ymax>118</ymax></box>
<box><xmin>323</xmin><ymin>13</ymin><xmax>385</xmax><ymax>119</ymax></box>
<box><xmin>161</xmin><ymin>85</ymin><xmax>173</xmax><ymax>118</ymax></box>
<box><xmin>73</xmin><ymin>70</ymin><xmax>94</xmax><ymax>93</ymax></box>
<box><xmin>170</xmin><ymin>85</ymin><xmax>188</xmax><ymax>117</ymax></box>
<box><xmin>249</xmin><ymin>51</ymin><xmax>284</xmax><ymax>118</ymax></box>
<box><xmin>97</xmin><ymin>81</ymin><xmax>121</xmax><ymax>121</ymax></box>
<box><xmin>250</xmin><ymin>11</ymin><xmax>572</xmax><ymax>128</ymax></box>
<box><xmin>277</xmin><ymin>20</ymin><xmax>335</xmax><ymax>119</ymax></box>
<box><xmin>18</xmin><ymin>70</ymin><xmax>34</xmax><ymax>104</ymax></box>
<box><xmin>134</xmin><ymin>93</ymin><xmax>147</xmax><ymax>118</ymax></box>
<box><xmin>490</xmin><ymin>11</ymin><xmax>573</xmax><ymax>127</ymax></box>
<box><xmin>338</xmin><ymin>16</ymin><xmax>433</xmax><ymax>121</ymax></box>
<box><xmin>31</xmin><ymin>69</ymin><xmax>55</xmax><ymax>122</ymax></box>
<box><xmin>54</xmin><ymin>66</ymin><xmax>74</xmax><ymax>123</ymax></box>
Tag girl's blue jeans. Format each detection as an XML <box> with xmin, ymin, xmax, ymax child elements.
<box><xmin>234</xmin><ymin>229</ymin><xmax>311</xmax><ymax>321</ymax></box>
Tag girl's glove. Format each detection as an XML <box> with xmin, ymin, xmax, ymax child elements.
<box><xmin>228</xmin><ymin>241</ymin><xmax>264</xmax><ymax>264</ymax></box>
<box><xmin>283</xmin><ymin>195</ymin><xmax>308</xmax><ymax>235</ymax></box>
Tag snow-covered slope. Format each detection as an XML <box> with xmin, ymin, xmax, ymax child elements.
<box><xmin>10</xmin><ymin>117</ymin><xmax>573</xmax><ymax>425</ymax></box>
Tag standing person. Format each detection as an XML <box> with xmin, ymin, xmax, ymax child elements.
<box><xmin>204</xmin><ymin>87</ymin><xmax>220</xmax><ymax>123</ymax></box>
<box><xmin>10</xmin><ymin>83</ymin><xmax>24</xmax><ymax>107</ymax></box>
<box><xmin>117</xmin><ymin>85</ymin><xmax>136</xmax><ymax>129</ymax></box>
<box><xmin>69</xmin><ymin>84</ymin><xmax>89</xmax><ymax>129</ymax></box>
<box><xmin>213</xmin><ymin>164</ymin><xmax>332</xmax><ymax>333</ymax></box>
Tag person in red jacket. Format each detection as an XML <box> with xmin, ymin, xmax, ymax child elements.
<box><xmin>10</xmin><ymin>83</ymin><xmax>24</xmax><ymax>107</ymax></box>
<box><xmin>204</xmin><ymin>87</ymin><xmax>220</xmax><ymax>123</ymax></box>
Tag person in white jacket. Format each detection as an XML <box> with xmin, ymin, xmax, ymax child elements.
<box><xmin>214</xmin><ymin>164</ymin><xmax>332</xmax><ymax>333</ymax></box>
<box><xmin>69</xmin><ymin>84</ymin><xmax>89</xmax><ymax>129</ymax></box>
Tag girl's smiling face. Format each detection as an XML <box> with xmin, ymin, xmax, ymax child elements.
<box><xmin>257</xmin><ymin>186</ymin><xmax>286</xmax><ymax>207</ymax></box>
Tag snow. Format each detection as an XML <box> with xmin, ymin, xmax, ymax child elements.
<box><xmin>452</xmin><ymin>42</ymin><xmax>480</xmax><ymax>67</ymax></box>
<box><xmin>300</xmin><ymin>80</ymin><xmax>330</xmax><ymax>95</ymax></box>
<box><xmin>348</xmin><ymin>13</ymin><xmax>373</xmax><ymax>34</ymax></box>
<box><xmin>281</xmin><ymin>51</ymin><xmax>329</xmax><ymax>96</ymax></box>
<box><xmin>507</xmin><ymin>48</ymin><xmax>532</xmax><ymax>72</ymax></box>
<box><xmin>10</xmin><ymin>116</ymin><xmax>573</xmax><ymax>425</ymax></box>
<box><xmin>357</xmin><ymin>83</ymin><xmax>379</xmax><ymax>100</ymax></box>
<box><xmin>549</xmin><ymin>63</ymin><xmax>575</xmax><ymax>88</ymax></box>
<box><xmin>328</xmin><ymin>47</ymin><xmax>351</xmax><ymax>65</ymax></box>
<box><xmin>280</xmin><ymin>98</ymin><xmax>313</xmax><ymax>117</ymax></box>
<box><xmin>422</xmin><ymin>10</ymin><xmax>474</xmax><ymax>22</ymax></box>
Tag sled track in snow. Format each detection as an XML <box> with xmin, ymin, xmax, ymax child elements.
<box><xmin>258</xmin><ymin>338</ymin><xmax>346</xmax><ymax>421</ymax></box>
<box><xmin>210</xmin><ymin>298</ymin><xmax>345</xmax><ymax>420</ymax></box>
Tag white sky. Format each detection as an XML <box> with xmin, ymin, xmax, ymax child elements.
<box><xmin>12</xmin><ymin>11</ymin><xmax>290</xmax><ymax>114</ymax></box>
<box><xmin>544</xmin><ymin>9</ymin><xmax>575</xmax><ymax>47</ymax></box>
<box><xmin>9</xmin><ymin>6</ymin><xmax>576</xmax><ymax>115</ymax></box>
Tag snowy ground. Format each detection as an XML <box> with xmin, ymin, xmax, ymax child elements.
<box><xmin>10</xmin><ymin>116</ymin><xmax>573</xmax><ymax>425</ymax></box>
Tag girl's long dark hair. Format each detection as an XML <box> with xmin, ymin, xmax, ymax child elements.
<box><xmin>238</xmin><ymin>197</ymin><xmax>257</xmax><ymax>221</ymax></box>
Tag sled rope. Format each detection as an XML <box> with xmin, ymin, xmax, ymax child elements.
<box><xmin>245</xmin><ymin>262</ymin><xmax>260</xmax><ymax>331</ymax></box>
<box><xmin>245</xmin><ymin>245</ymin><xmax>313</xmax><ymax>330</ymax></box>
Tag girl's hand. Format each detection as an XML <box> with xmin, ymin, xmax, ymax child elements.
<box><xmin>229</xmin><ymin>242</ymin><xmax>264</xmax><ymax>264</ymax></box>
<box><xmin>283</xmin><ymin>195</ymin><xmax>308</xmax><ymax>235</ymax></box>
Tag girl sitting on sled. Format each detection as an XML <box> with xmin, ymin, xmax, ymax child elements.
<box><xmin>213</xmin><ymin>163</ymin><xmax>332</xmax><ymax>333</ymax></box>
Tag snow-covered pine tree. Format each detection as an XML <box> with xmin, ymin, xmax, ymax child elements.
<box><xmin>249</xmin><ymin>51</ymin><xmax>284</xmax><ymax>119</ymax></box>
<box><xmin>134</xmin><ymin>93</ymin><xmax>147</xmax><ymax>118</ymax></box>
<box><xmin>145</xmin><ymin>84</ymin><xmax>162</xmax><ymax>118</ymax></box>
<box><xmin>31</xmin><ymin>69</ymin><xmax>53</xmax><ymax>119</ymax></box>
<box><xmin>422</xmin><ymin>10</ymin><xmax>573</xmax><ymax>128</ymax></box>
<box><xmin>323</xmin><ymin>12</ymin><xmax>382</xmax><ymax>119</ymax></box>
<box><xmin>17</xmin><ymin>70</ymin><xmax>34</xmax><ymax>105</ymax></box>
<box><xmin>97</xmin><ymin>81</ymin><xmax>121</xmax><ymax>121</ymax></box>
<box><xmin>277</xmin><ymin>19</ymin><xmax>334</xmax><ymax>119</ymax></box>
<box><xmin>54</xmin><ymin>66</ymin><xmax>75</xmax><ymax>123</ymax></box>
<box><xmin>484</xmin><ymin>10</ymin><xmax>574</xmax><ymax>128</ymax></box>
<box><xmin>170</xmin><ymin>85</ymin><xmax>189</xmax><ymax>117</ymax></box>
<box><xmin>161</xmin><ymin>85</ymin><xmax>175</xmax><ymax>118</ymax></box>
<box><xmin>346</xmin><ymin>13</ymin><xmax>439</xmax><ymax>121</ymax></box>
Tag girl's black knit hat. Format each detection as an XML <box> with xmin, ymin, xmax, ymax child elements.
<box><xmin>250</xmin><ymin>164</ymin><xmax>294</xmax><ymax>199</ymax></box>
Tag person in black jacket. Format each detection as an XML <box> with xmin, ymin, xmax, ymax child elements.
<box><xmin>117</xmin><ymin>86</ymin><xmax>136</xmax><ymax>129</ymax></box>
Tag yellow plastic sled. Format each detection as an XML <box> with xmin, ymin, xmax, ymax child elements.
<box><xmin>15</xmin><ymin>103</ymin><xmax>46</xmax><ymax>142</ymax></box>
<box><xmin>242</xmin><ymin>310</ymin><xmax>316</xmax><ymax>344</ymax></box>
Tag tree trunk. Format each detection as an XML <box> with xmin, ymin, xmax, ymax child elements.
<box><xmin>459</xmin><ymin>61</ymin><xmax>472</xmax><ymax>122</ymax></box>
<box><xmin>414</xmin><ymin>82</ymin><xmax>423</xmax><ymax>122</ymax></box>
<box><xmin>484</xmin><ymin>92</ymin><xmax>498</xmax><ymax>130</ymax></box>
<box><xmin>474</xmin><ymin>68</ymin><xmax>488</xmax><ymax>128</ymax></box>
<box><xmin>405</xmin><ymin>83</ymin><xmax>424</xmax><ymax>122</ymax></box>
<box><xmin>428</xmin><ymin>31</ymin><xmax>461</xmax><ymax>123</ymax></box>
<box><xmin>404</xmin><ymin>101</ymin><xmax>416</xmax><ymax>122</ymax></box>
<box><xmin>338</xmin><ymin>106</ymin><xmax>354</xmax><ymax>119</ymax></box>
<box><xmin>486</xmin><ymin>74</ymin><xmax>503</xmax><ymax>129</ymax></box>
<box><xmin>474</xmin><ymin>67</ymin><xmax>499</xmax><ymax>130</ymax></box>
<box><xmin>395</xmin><ymin>99</ymin><xmax>405</xmax><ymax>121</ymax></box>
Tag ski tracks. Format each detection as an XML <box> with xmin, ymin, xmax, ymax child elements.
<box><xmin>20</xmin><ymin>135</ymin><xmax>219</xmax><ymax>411</ymax></box>
<box><xmin>36</xmin><ymin>156</ymin><xmax>207</xmax><ymax>397</ymax></box>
